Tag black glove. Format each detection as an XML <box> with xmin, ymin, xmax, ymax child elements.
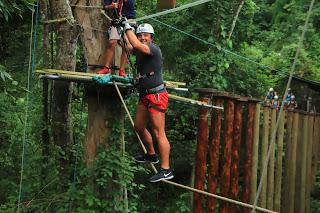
<box><xmin>111</xmin><ymin>18</ymin><xmax>121</xmax><ymax>27</ymax></box>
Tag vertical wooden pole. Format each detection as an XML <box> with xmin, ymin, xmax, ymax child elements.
<box><xmin>250</xmin><ymin>104</ymin><xmax>261</xmax><ymax>204</ymax></box>
<box><xmin>260</xmin><ymin>107</ymin><xmax>270</xmax><ymax>208</ymax></box>
<box><xmin>207</xmin><ymin>98</ymin><xmax>223</xmax><ymax>213</ymax></box>
<box><xmin>193</xmin><ymin>97</ymin><xmax>209</xmax><ymax>213</ymax></box>
<box><xmin>305</xmin><ymin>114</ymin><xmax>314</xmax><ymax>213</ymax></box>
<box><xmin>311</xmin><ymin>116</ymin><xmax>320</xmax><ymax>188</ymax></box>
<box><xmin>282</xmin><ymin>111</ymin><xmax>294</xmax><ymax>213</ymax></box>
<box><xmin>230</xmin><ymin>98</ymin><xmax>246</xmax><ymax>213</ymax></box>
<box><xmin>294</xmin><ymin>112</ymin><xmax>304</xmax><ymax>212</ymax></box>
<box><xmin>298</xmin><ymin>113</ymin><xmax>309</xmax><ymax>213</ymax></box>
<box><xmin>242</xmin><ymin>99</ymin><xmax>258</xmax><ymax>213</ymax></box>
<box><xmin>274</xmin><ymin>110</ymin><xmax>285</xmax><ymax>212</ymax></box>
<box><xmin>220</xmin><ymin>97</ymin><xmax>235</xmax><ymax>213</ymax></box>
<box><xmin>267</xmin><ymin>108</ymin><xmax>276</xmax><ymax>210</ymax></box>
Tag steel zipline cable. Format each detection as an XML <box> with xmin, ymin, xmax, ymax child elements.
<box><xmin>73</xmin><ymin>1</ymin><xmax>296</xmax><ymax>80</ymax></box>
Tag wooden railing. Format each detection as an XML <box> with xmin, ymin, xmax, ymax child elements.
<box><xmin>193</xmin><ymin>89</ymin><xmax>320</xmax><ymax>213</ymax></box>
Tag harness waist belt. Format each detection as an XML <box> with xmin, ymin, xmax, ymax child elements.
<box><xmin>140</xmin><ymin>84</ymin><xmax>165</xmax><ymax>94</ymax></box>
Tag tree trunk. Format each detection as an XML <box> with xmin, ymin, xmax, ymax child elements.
<box><xmin>40</xmin><ymin>0</ymin><xmax>50</xmax><ymax>151</ymax></box>
<box><xmin>51</xmin><ymin>0</ymin><xmax>78</xmax><ymax>148</ymax></box>
<box><xmin>73</xmin><ymin>0</ymin><xmax>123</xmax><ymax>167</ymax></box>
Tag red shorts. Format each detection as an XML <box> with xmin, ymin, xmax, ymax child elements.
<box><xmin>139</xmin><ymin>92</ymin><xmax>168</xmax><ymax>114</ymax></box>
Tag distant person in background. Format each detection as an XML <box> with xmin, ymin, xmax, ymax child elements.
<box><xmin>264</xmin><ymin>88</ymin><xmax>276</xmax><ymax>106</ymax></box>
<box><xmin>287</xmin><ymin>95</ymin><xmax>298</xmax><ymax>110</ymax></box>
<box><xmin>284</xmin><ymin>88</ymin><xmax>294</xmax><ymax>108</ymax></box>
<box><xmin>271</xmin><ymin>95</ymin><xmax>280</xmax><ymax>110</ymax></box>
<box><xmin>97</xmin><ymin>0</ymin><xmax>136</xmax><ymax>76</ymax></box>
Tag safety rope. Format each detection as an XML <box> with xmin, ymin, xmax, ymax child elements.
<box><xmin>128</xmin><ymin>0</ymin><xmax>212</xmax><ymax>23</ymax></box>
<box><xmin>251</xmin><ymin>0</ymin><xmax>315</xmax><ymax>212</ymax></box>
<box><xmin>72</xmin><ymin>1</ymin><xmax>293</xmax><ymax>80</ymax></box>
<box><xmin>18</xmin><ymin>2</ymin><xmax>39</xmax><ymax>212</ymax></box>
<box><xmin>113</xmin><ymin>82</ymin><xmax>276</xmax><ymax>213</ymax></box>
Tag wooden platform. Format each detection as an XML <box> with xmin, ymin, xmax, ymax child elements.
<box><xmin>36</xmin><ymin>69</ymin><xmax>222</xmax><ymax>109</ymax></box>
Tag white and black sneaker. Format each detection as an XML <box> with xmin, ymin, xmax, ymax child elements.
<box><xmin>134</xmin><ymin>154</ymin><xmax>159</xmax><ymax>164</ymax></box>
<box><xmin>149</xmin><ymin>168</ymin><xmax>174</xmax><ymax>183</ymax></box>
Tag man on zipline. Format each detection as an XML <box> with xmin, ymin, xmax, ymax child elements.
<box><xmin>121</xmin><ymin>21</ymin><xmax>174</xmax><ymax>182</ymax></box>
<box><xmin>97</xmin><ymin>0</ymin><xmax>136</xmax><ymax>76</ymax></box>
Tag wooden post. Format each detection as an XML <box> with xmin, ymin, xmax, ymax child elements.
<box><xmin>298</xmin><ymin>113</ymin><xmax>309</xmax><ymax>213</ymax></box>
<box><xmin>230</xmin><ymin>97</ymin><xmax>246</xmax><ymax>213</ymax></box>
<box><xmin>242</xmin><ymin>99</ymin><xmax>259</xmax><ymax>213</ymax></box>
<box><xmin>274</xmin><ymin>110</ymin><xmax>285</xmax><ymax>212</ymax></box>
<box><xmin>260</xmin><ymin>106</ymin><xmax>270</xmax><ymax>208</ymax></box>
<box><xmin>207</xmin><ymin>96</ymin><xmax>224</xmax><ymax>213</ymax></box>
<box><xmin>305</xmin><ymin>114</ymin><xmax>314</xmax><ymax>213</ymax></box>
<box><xmin>193</xmin><ymin>97</ymin><xmax>209</xmax><ymax>213</ymax></box>
<box><xmin>250</xmin><ymin>104</ymin><xmax>261</xmax><ymax>204</ymax></box>
<box><xmin>267</xmin><ymin>108</ymin><xmax>276</xmax><ymax>210</ymax></box>
<box><xmin>294</xmin><ymin>112</ymin><xmax>304</xmax><ymax>212</ymax></box>
<box><xmin>311</xmin><ymin>116</ymin><xmax>320</xmax><ymax>188</ymax></box>
<box><xmin>282</xmin><ymin>111</ymin><xmax>295</xmax><ymax>213</ymax></box>
<box><xmin>220</xmin><ymin>97</ymin><xmax>235</xmax><ymax>213</ymax></box>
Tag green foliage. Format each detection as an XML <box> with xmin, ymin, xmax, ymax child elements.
<box><xmin>1</xmin><ymin>0</ymin><xmax>320</xmax><ymax>212</ymax></box>
<box><xmin>0</xmin><ymin>0</ymin><xmax>34</xmax><ymax>21</ymax></box>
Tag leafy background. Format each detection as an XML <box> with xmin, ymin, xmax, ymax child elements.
<box><xmin>0</xmin><ymin>0</ymin><xmax>320</xmax><ymax>212</ymax></box>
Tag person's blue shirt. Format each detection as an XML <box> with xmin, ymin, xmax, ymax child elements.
<box><xmin>285</xmin><ymin>94</ymin><xmax>291</xmax><ymax>103</ymax></box>
<box><xmin>104</xmin><ymin>0</ymin><xmax>136</xmax><ymax>18</ymax></box>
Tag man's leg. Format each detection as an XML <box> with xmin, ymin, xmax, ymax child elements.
<box><xmin>105</xmin><ymin>39</ymin><xmax>117</xmax><ymax>67</ymax></box>
<box><xmin>98</xmin><ymin>26</ymin><xmax>120</xmax><ymax>74</ymax></box>
<box><xmin>119</xmin><ymin>46</ymin><xmax>128</xmax><ymax>76</ymax></box>
<box><xmin>134</xmin><ymin>102</ymin><xmax>155</xmax><ymax>154</ymax></box>
<box><xmin>97</xmin><ymin>39</ymin><xmax>117</xmax><ymax>74</ymax></box>
<box><xmin>149</xmin><ymin>112</ymin><xmax>170</xmax><ymax>169</ymax></box>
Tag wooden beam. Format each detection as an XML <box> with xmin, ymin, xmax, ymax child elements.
<box><xmin>250</xmin><ymin>104</ymin><xmax>261</xmax><ymax>204</ymax></box>
<box><xmin>267</xmin><ymin>108</ymin><xmax>276</xmax><ymax>210</ymax></box>
<box><xmin>220</xmin><ymin>98</ymin><xmax>235</xmax><ymax>213</ymax></box>
<box><xmin>274</xmin><ymin>110</ymin><xmax>285</xmax><ymax>212</ymax></box>
<box><xmin>260</xmin><ymin>107</ymin><xmax>270</xmax><ymax>208</ymax></box>
<box><xmin>207</xmin><ymin>98</ymin><xmax>223</xmax><ymax>213</ymax></box>
<box><xmin>193</xmin><ymin>98</ymin><xmax>209</xmax><ymax>213</ymax></box>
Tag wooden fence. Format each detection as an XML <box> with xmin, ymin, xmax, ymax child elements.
<box><xmin>193</xmin><ymin>89</ymin><xmax>320</xmax><ymax>213</ymax></box>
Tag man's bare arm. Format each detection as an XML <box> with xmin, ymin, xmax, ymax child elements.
<box><xmin>125</xmin><ymin>30</ymin><xmax>151</xmax><ymax>55</ymax></box>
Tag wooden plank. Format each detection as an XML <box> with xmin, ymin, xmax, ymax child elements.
<box><xmin>220</xmin><ymin>99</ymin><xmax>235</xmax><ymax>213</ymax></box>
<box><xmin>299</xmin><ymin>115</ymin><xmax>309</xmax><ymax>212</ymax></box>
<box><xmin>168</xmin><ymin>94</ymin><xmax>222</xmax><ymax>109</ymax></box>
<box><xmin>281</xmin><ymin>111</ymin><xmax>294</xmax><ymax>213</ymax></box>
<box><xmin>274</xmin><ymin>111</ymin><xmax>285</xmax><ymax>212</ymax></box>
<box><xmin>40</xmin><ymin>73</ymin><xmax>93</xmax><ymax>81</ymax></box>
<box><xmin>242</xmin><ymin>102</ymin><xmax>256</xmax><ymax>213</ymax></box>
<box><xmin>294</xmin><ymin>113</ymin><xmax>304</xmax><ymax>213</ymax></box>
<box><xmin>305</xmin><ymin>114</ymin><xmax>314</xmax><ymax>213</ymax></box>
<box><xmin>193</xmin><ymin>98</ymin><xmax>209</xmax><ymax>213</ymax></box>
<box><xmin>260</xmin><ymin>107</ymin><xmax>270</xmax><ymax>208</ymax></box>
<box><xmin>311</xmin><ymin>116</ymin><xmax>320</xmax><ymax>189</ymax></box>
<box><xmin>207</xmin><ymin>98</ymin><xmax>223</xmax><ymax>213</ymax></box>
<box><xmin>165</xmin><ymin>80</ymin><xmax>186</xmax><ymax>87</ymax></box>
<box><xmin>37</xmin><ymin>69</ymin><xmax>100</xmax><ymax>76</ymax></box>
<box><xmin>267</xmin><ymin>108</ymin><xmax>276</xmax><ymax>210</ymax></box>
<box><xmin>250</xmin><ymin>104</ymin><xmax>261</xmax><ymax>204</ymax></box>
<box><xmin>230</xmin><ymin>101</ymin><xmax>244</xmax><ymax>213</ymax></box>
